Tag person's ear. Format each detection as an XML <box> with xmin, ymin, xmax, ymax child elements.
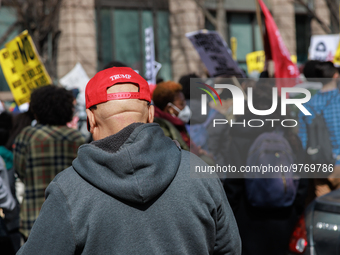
<box><xmin>333</xmin><ymin>72</ymin><xmax>339</xmax><ymax>79</ymax></box>
<box><xmin>86</xmin><ymin>109</ymin><xmax>97</xmax><ymax>134</ymax></box>
<box><xmin>147</xmin><ymin>105</ymin><xmax>154</xmax><ymax>123</ymax></box>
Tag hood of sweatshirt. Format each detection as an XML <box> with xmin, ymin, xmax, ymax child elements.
<box><xmin>72</xmin><ymin>123</ymin><xmax>182</xmax><ymax>204</ymax></box>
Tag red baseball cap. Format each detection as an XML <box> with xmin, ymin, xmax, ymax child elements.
<box><xmin>85</xmin><ymin>67</ymin><xmax>151</xmax><ymax>109</ymax></box>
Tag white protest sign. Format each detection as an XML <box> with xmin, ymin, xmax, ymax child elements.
<box><xmin>154</xmin><ymin>61</ymin><xmax>162</xmax><ymax>77</ymax></box>
<box><xmin>186</xmin><ymin>30</ymin><xmax>245</xmax><ymax>77</ymax></box>
<box><xmin>145</xmin><ymin>27</ymin><xmax>156</xmax><ymax>84</ymax></box>
<box><xmin>309</xmin><ymin>34</ymin><xmax>340</xmax><ymax>61</ymax></box>
<box><xmin>59</xmin><ymin>62</ymin><xmax>90</xmax><ymax>107</ymax></box>
<box><xmin>59</xmin><ymin>62</ymin><xmax>90</xmax><ymax>92</ymax></box>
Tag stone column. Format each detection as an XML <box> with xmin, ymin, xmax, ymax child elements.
<box><xmin>169</xmin><ymin>0</ymin><xmax>205</xmax><ymax>82</ymax></box>
<box><xmin>270</xmin><ymin>0</ymin><xmax>296</xmax><ymax>55</ymax></box>
<box><xmin>57</xmin><ymin>0</ymin><xmax>97</xmax><ymax>79</ymax></box>
<box><xmin>311</xmin><ymin>0</ymin><xmax>330</xmax><ymax>35</ymax></box>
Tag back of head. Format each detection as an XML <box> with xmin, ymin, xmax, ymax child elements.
<box><xmin>178</xmin><ymin>73</ymin><xmax>200</xmax><ymax>100</ymax></box>
<box><xmin>85</xmin><ymin>67</ymin><xmax>153</xmax><ymax>140</ymax></box>
<box><xmin>314</xmin><ymin>61</ymin><xmax>338</xmax><ymax>85</ymax></box>
<box><xmin>303</xmin><ymin>60</ymin><xmax>322</xmax><ymax>79</ymax></box>
<box><xmin>30</xmin><ymin>85</ymin><xmax>74</xmax><ymax>126</ymax></box>
<box><xmin>152</xmin><ymin>81</ymin><xmax>183</xmax><ymax>111</ymax></box>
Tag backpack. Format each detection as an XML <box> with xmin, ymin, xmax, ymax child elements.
<box><xmin>305</xmin><ymin>95</ymin><xmax>337</xmax><ymax>165</ymax></box>
<box><xmin>186</xmin><ymin>110</ymin><xmax>217</xmax><ymax>151</ymax></box>
<box><xmin>244</xmin><ymin>131</ymin><xmax>298</xmax><ymax>207</ymax></box>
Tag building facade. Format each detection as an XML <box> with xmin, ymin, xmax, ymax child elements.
<box><xmin>0</xmin><ymin>0</ymin><xmax>332</xmax><ymax>99</ymax></box>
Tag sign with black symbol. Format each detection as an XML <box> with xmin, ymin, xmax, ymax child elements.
<box><xmin>309</xmin><ymin>34</ymin><xmax>339</xmax><ymax>61</ymax></box>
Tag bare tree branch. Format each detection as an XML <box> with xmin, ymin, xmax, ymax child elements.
<box><xmin>193</xmin><ymin>0</ymin><xmax>217</xmax><ymax>27</ymax></box>
<box><xmin>216</xmin><ymin>0</ymin><xmax>226</xmax><ymax>40</ymax></box>
<box><xmin>294</xmin><ymin>0</ymin><xmax>332</xmax><ymax>34</ymax></box>
<box><xmin>193</xmin><ymin>0</ymin><xmax>228</xmax><ymax>41</ymax></box>
<box><xmin>0</xmin><ymin>21</ymin><xmax>20</xmax><ymax>46</ymax></box>
<box><xmin>2</xmin><ymin>0</ymin><xmax>63</xmax><ymax>79</ymax></box>
<box><xmin>324</xmin><ymin>0</ymin><xmax>339</xmax><ymax>33</ymax></box>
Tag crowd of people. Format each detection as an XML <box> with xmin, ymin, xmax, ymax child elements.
<box><xmin>0</xmin><ymin>59</ymin><xmax>339</xmax><ymax>254</ymax></box>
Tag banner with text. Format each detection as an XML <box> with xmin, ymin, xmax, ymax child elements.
<box><xmin>246</xmin><ymin>51</ymin><xmax>265</xmax><ymax>75</ymax></box>
<box><xmin>0</xmin><ymin>30</ymin><xmax>52</xmax><ymax>105</ymax></box>
<box><xmin>145</xmin><ymin>27</ymin><xmax>156</xmax><ymax>85</ymax></box>
<box><xmin>309</xmin><ymin>34</ymin><xmax>339</xmax><ymax>62</ymax></box>
<box><xmin>186</xmin><ymin>30</ymin><xmax>245</xmax><ymax>78</ymax></box>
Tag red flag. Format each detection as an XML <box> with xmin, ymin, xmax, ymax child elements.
<box><xmin>258</xmin><ymin>0</ymin><xmax>300</xmax><ymax>84</ymax></box>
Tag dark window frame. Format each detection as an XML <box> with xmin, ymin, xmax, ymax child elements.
<box><xmin>205</xmin><ymin>10</ymin><xmax>262</xmax><ymax>66</ymax></box>
<box><xmin>295</xmin><ymin>13</ymin><xmax>311</xmax><ymax>64</ymax></box>
<box><xmin>95</xmin><ymin>0</ymin><xmax>170</xmax><ymax>76</ymax></box>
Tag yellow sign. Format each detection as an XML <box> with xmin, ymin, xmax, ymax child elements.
<box><xmin>230</xmin><ymin>37</ymin><xmax>237</xmax><ymax>60</ymax></box>
<box><xmin>334</xmin><ymin>42</ymin><xmax>340</xmax><ymax>66</ymax></box>
<box><xmin>291</xmin><ymin>55</ymin><xmax>297</xmax><ymax>64</ymax></box>
<box><xmin>0</xmin><ymin>30</ymin><xmax>51</xmax><ymax>105</ymax></box>
<box><xmin>246</xmin><ymin>50</ymin><xmax>265</xmax><ymax>74</ymax></box>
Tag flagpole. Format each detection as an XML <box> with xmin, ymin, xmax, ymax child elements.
<box><xmin>256</xmin><ymin>0</ymin><xmax>274</xmax><ymax>77</ymax></box>
<box><xmin>255</xmin><ymin>0</ymin><xmax>264</xmax><ymax>49</ymax></box>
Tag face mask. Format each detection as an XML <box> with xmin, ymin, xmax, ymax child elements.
<box><xmin>168</xmin><ymin>103</ymin><xmax>192</xmax><ymax>123</ymax></box>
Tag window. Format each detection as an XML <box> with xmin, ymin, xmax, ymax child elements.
<box><xmin>205</xmin><ymin>12</ymin><xmax>263</xmax><ymax>74</ymax></box>
<box><xmin>295</xmin><ymin>14</ymin><xmax>311</xmax><ymax>64</ymax></box>
<box><xmin>96</xmin><ymin>1</ymin><xmax>171</xmax><ymax>81</ymax></box>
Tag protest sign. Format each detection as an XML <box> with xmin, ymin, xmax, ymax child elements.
<box><xmin>145</xmin><ymin>27</ymin><xmax>156</xmax><ymax>84</ymax></box>
<box><xmin>309</xmin><ymin>34</ymin><xmax>339</xmax><ymax>61</ymax></box>
<box><xmin>0</xmin><ymin>30</ymin><xmax>51</xmax><ymax>105</ymax></box>
<box><xmin>246</xmin><ymin>51</ymin><xmax>296</xmax><ymax>76</ymax></box>
<box><xmin>59</xmin><ymin>62</ymin><xmax>90</xmax><ymax>107</ymax></box>
<box><xmin>333</xmin><ymin>41</ymin><xmax>340</xmax><ymax>66</ymax></box>
<box><xmin>291</xmin><ymin>55</ymin><xmax>297</xmax><ymax>64</ymax></box>
<box><xmin>154</xmin><ymin>61</ymin><xmax>162</xmax><ymax>77</ymax></box>
<box><xmin>186</xmin><ymin>30</ymin><xmax>245</xmax><ymax>78</ymax></box>
<box><xmin>59</xmin><ymin>62</ymin><xmax>89</xmax><ymax>92</ymax></box>
<box><xmin>246</xmin><ymin>50</ymin><xmax>265</xmax><ymax>74</ymax></box>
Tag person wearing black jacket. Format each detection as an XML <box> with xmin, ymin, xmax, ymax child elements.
<box><xmin>223</xmin><ymin>82</ymin><xmax>308</xmax><ymax>255</ymax></box>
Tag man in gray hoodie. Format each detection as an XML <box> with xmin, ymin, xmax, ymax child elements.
<box><xmin>17</xmin><ymin>67</ymin><xmax>241</xmax><ymax>255</ymax></box>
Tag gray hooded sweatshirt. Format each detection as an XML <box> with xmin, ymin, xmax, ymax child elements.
<box><xmin>17</xmin><ymin>123</ymin><xmax>241</xmax><ymax>255</ymax></box>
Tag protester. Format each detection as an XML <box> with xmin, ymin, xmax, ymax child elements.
<box><xmin>303</xmin><ymin>60</ymin><xmax>322</xmax><ymax>80</ymax></box>
<box><xmin>178</xmin><ymin>73</ymin><xmax>231</xmax><ymax>171</ymax></box>
<box><xmin>6</xmin><ymin>108</ymin><xmax>35</xmax><ymax>151</ymax></box>
<box><xmin>17</xmin><ymin>67</ymin><xmax>241</xmax><ymax>254</ymax></box>
<box><xmin>0</xmin><ymin>111</ymin><xmax>20</xmax><ymax>254</ymax></box>
<box><xmin>224</xmin><ymin>82</ymin><xmax>308</xmax><ymax>255</ymax></box>
<box><xmin>0</xmin><ymin>156</ymin><xmax>17</xmax><ymax>255</ymax></box>
<box><xmin>178</xmin><ymin>73</ymin><xmax>210</xmax><ymax>136</ymax></box>
<box><xmin>67</xmin><ymin>88</ymin><xmax>80</xmax><ymax>130</ymax></box>
<box><xmin>152</xmin><ymin>81</ymin><xmax>194</xmax><ymax>149</ymax></box>
<box><xmin>152</xmin><ymin>81</ymin><xmax>214</xmax><ymax>164</ymax></box>
<box><xmin>205</xmin><ymin>88</ymin><xmax>233</xmax><ymax>169</ymax></box>
<box><xmin>0</xmin><ymin>112</ymin><xmax>13</xmax><ymax>170</ymax></box>
<box><xmin>4</xmin><ymin>107</ymin><xmax>35</xmax><ymax>213</ymax></box>
<box><xmin>298</xmin><ymin>61</ymin><xmax>340</xmax><ymax>197</ymax></box>
<box><xmin>178</xmin><ymin>73</ymin><xmax>200</xmax><ymax>103</ymax></box>
<box><xmin>13</xmin><ymin>85</ymin><xmax>85</xmax><ymax>238</ymax></box>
